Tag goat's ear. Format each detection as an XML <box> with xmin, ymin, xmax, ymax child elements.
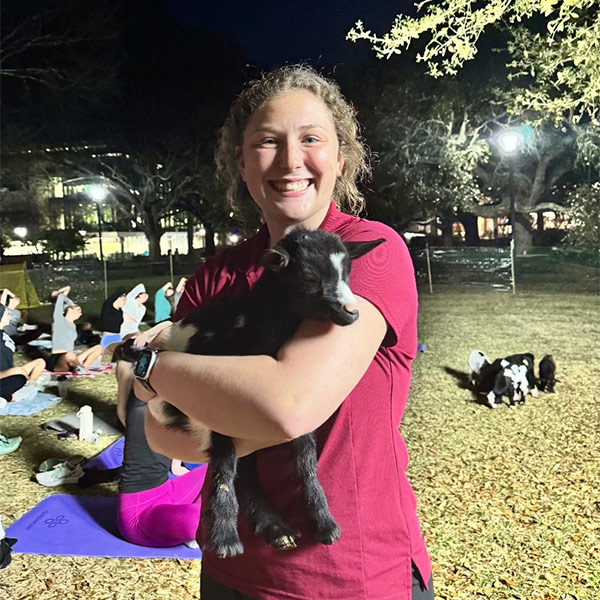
<box><xmin>262</xmin><ymin>248</ymin><xmax>290</xmax><ymax>271</ymax></box>
<box><xmin>345</xmin><ymin>238</ymin><xmax>386</xmax><ymax>260</ymax></box>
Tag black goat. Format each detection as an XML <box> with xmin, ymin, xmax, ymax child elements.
<box><xmin>119</xmin><ymin>228</ymin><xmax>384</xmax><ymax>558</ymax></box>
<box><xmin>538</xmin><ymin>355</ymin><xmax>558</xmax><ymax>392</ymax></box>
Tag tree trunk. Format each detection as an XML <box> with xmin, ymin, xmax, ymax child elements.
<box><xmin>204</xmin><ymin>222</ymin><xmax>216</xmax><ymax>256</ymax></box>
<box><xmin>440</xmin><ymin>214</ymin><xmax>455</xmax><ymax>247</ymax></box>
<box><xmin>145</xmin><ymin>219</ymin><xmax>163</xmax><ymax>260</ymax></box>
<box><xmin>458</xmin><ymin>212</ymin><xmax>481</xmax><ymax>246</ymax></box>
<box><xmin>186</xmin><ymin>214</ymin><xmax>194</xmax><ymax>255</ymax></box>
<box><xmin>514</xmin><ymin>212</ymin><xmax>533</xmax><ymax>254</ymax></box>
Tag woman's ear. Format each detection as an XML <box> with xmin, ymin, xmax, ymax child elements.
<box><xmin>336</xmin><ymin>150</ymin><xmax>344</xmax><ymax>178</ymax></box>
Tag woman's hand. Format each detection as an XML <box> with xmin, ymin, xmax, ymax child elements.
<box><xmin>133</xmin><ymin>321</ymin><xmax>172</xmax><ymax>348</ymax></box>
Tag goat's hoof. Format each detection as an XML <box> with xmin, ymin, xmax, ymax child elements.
<box><xmin>316</xmin><ymin>522</ymin><xmax>341</xmax><ymax>545</ymax></box>
<box><xmin>272</xmin><ymin>534</ymin><xmax>298</xmax><ymax>551</ymax></box>
<box><xmin>211</xmin><ymin>541</ymin><xmax>244</xmax><ymax>558</ymax></box>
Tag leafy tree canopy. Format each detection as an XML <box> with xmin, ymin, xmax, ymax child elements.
<box><xmin>348</xmin><ymin>0</ymin><xmax>600</xmax><ymax>124</ymax></box>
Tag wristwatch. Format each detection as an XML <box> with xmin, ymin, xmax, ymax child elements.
<box><xmin>133</xmin><ymin>348</ymin><xmax>162</xmax><ymax>394</ymax></box>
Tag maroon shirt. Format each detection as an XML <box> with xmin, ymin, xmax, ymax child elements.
<box><xmin>175</xmin><ymin>203</ymin><xmax>431</xmax><ymax>600</ymax></box>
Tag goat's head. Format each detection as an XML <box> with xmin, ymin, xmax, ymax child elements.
<box><xmin>261</xmin><ymin>229</ymin><xmax>385</xmax><ymax>326</ymax></box>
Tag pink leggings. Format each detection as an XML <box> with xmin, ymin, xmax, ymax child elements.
<box><xmin>117</xmin><ymin>464</ymin><xmax>207</xmax><ymax>547</ymax></box>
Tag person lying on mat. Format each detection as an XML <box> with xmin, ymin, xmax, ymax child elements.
<box><xmin>47</xmin><ymin>286</ymin><xmax>102</xmax><ymax>373</ymax></box>
<box><xmin>116</xmin><ymin>388</ymin><xmax>207</xmax><ymax>548</ymax></box>
<box><xmin>0</xmin><ymin>303</ymin><xmax>46</xmax><ymax>402</ymax></box>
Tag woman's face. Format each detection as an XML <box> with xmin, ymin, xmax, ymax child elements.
<box><xmin>238</xmin><ymin>90</ymin><xmax>344</xmax><ymax>233</ymax></box>
<box><xmin>137</xmin><ymin>292</ymin><xmax>149</xmax><ymax>305</ymax></box>
<box><xmin>66</xmin><ymin>305</ymin><xmax>82</xmax><ymax>321</ymax></box>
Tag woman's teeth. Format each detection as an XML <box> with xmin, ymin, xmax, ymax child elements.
<box><xmin>273</xmin><ymin>180</ymin><xmax>310</xmax><ymax>192</ymax></box>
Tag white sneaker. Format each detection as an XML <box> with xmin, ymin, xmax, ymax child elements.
<box><xmin>35</xmin><ymin>461</ymin><xmax>85</xmax><ymax>487</ymax></box>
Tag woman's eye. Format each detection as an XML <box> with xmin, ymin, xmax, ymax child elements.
<box><xmin>303</xmin><ymin>136</ymin><xmax>319</xmax><ymax>144</ymax></box>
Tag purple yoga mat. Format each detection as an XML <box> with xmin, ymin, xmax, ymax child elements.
<box><xmin>84</xmin><ymin>437</ymin><xmax>205</xmax><ymax>477</ymax></box>
<box><xmin>6</xmin><ymin>495</ymin><xmax>201</xmax><ymax>560</ymax></box>
<box><xmin>85</xmin><ymin>437</ymin><xmax>125</xmax><ymax>470</ymax></box>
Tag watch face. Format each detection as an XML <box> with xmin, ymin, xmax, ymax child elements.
<box><xmin>134</xmin><ymin>350</ymin><xmax>152</xmax><ymax>378</ymax></box>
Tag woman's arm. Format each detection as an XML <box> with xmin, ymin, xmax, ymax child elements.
<box><xmin>135</xmin><ymin>295</ymin><xmax>387</xmax><ymax>444</ymax></box>
<box><xmin>144</xmin><ymin>409</ymin><xmax>284</xmax><ymax>461</ymax></box>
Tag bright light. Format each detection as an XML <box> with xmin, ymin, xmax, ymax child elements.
<box><xmin>497</xmin><ymin>128</ymin><xmax>527</xmax><ymax>155</ymax></box>
<box><xmin>87</xmin><ymin>184</ymin><xmax>108</xmax><ymax>202</ymax></box>
<box><xmin>229</xmin><ymin>234</ymin><xmax>240</xmax><ymax>244</ymax></box>
<box><xmin>13</xmin><ymin>227</ymin><xmax>27</xmax><ymax>238</ymax></box>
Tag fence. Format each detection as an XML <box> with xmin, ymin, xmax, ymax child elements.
<box><xmin>410</xmin><ymin>245</ymin><xmax>514</xmax><ymax>292</ymax></box>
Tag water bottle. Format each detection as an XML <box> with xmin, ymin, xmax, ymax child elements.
<box><xmin>77</xmin><ymin>405</ymin><xmax>94</xmax><ymax>441</ymax></box>
<box><xmin>57</xmin><ymin>376</ymin><xmax>68</xmax><ymax>398</ymax></box>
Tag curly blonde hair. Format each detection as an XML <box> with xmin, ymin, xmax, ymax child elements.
<box><xmin>215</xmin><ymin>65</ymin><xmax>370</xmax><ymax>218</ymax></box>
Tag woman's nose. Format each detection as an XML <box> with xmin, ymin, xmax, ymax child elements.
<box><xmin>279</xmin><ymin>142</ymin><xmax>302</xmax><ymax>170</ymax></box>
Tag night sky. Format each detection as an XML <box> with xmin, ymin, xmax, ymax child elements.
<box><xmin>159</xmin><ymin>0</ymin><xmax>411</xmax><ymax>69</ymax></box>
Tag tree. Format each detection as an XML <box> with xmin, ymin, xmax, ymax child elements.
<box><xmin>556</xmin><ymin>182</ymin><xmax>600</xmax><ymax>250</ymax></box>
<box><xmin>40</xmin><ymin>229</ymin><xmax>86</xmax><ymax>260</ymax></box>
<box><xmin>348</xmin><ymin>0</ymin><xmax>599</xmax><ymax>124</ymax></box>
<box><xmin>356</xmin><ymin>77</ymin><xmax>490</xmax><ymax>244</ymax></box>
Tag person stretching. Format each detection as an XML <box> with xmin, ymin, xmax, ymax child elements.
<box><xmin>117</xmin><ymin>389</ymin><xmax>207</xmax><ymax>548</ymax></box>
<box><xmin>0</xmin><ymin>303</ymin><xmax>46</xmax><ymax>402</ymax></box>
<box><xmin>47</xmin><ymin>287</ymin><xmax>102</xmax><ymax>372</ymax></box>
<box><xmin>120</xmin><ymin>284</ymin><xmax>148</xmax><ymax>337</ymax></box>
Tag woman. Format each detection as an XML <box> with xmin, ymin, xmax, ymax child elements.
<box><xmin>120</xmin><ymin>284</ymin><xmax>148</xmax><ymax>337</ymax></box>
<box><xmin>48</xmin><ymin>286</ymin><xmax>102</xmax><ymax>372</ymax></box>
<box><xmin>117</xmin><ymin>389</ymin><xmax>207</xmax><ymax>549</ymax></box>
<box><xmin>0</xmin><ymin>302</ymin><xmax>46</xmax><ymax>402</ymax></box>
<box><xmin>100</xmin><ymin>290</ymin><xmax>127</xmax><ymax>350</ymax></box>
<box><xmin>134</xmin><ymin>66</ymin><xmax>433</xmax><ymax>599</ymax></box>
<box><xmin>153</xmin><ymin>282</ymin><xmax>174</xmax><ymax>324</ymax></box>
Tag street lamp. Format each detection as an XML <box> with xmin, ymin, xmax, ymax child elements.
<box><xmin>86</xmin><ymin>184</ymin><xmax>108</xmax><ymax>262</ymax></box>
<box><xmin>85</xmin><ymin>184</ymin><xmax>108</xmax><ymax>299</ymax></box>
<box><xmin>497</xmin><ymin>127</ymin><xmax>526</xmax><ymax>294</ymax></box>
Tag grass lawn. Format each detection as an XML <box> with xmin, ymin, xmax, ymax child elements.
<box><xmin>1</xmin><ymin>284</ymin><xmax>598</xmax><ymax>599</ymax></box>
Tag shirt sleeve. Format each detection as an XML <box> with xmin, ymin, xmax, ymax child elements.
<box><xmin>345</xmin><ymin>223</ymin><xmax>418</xmax><ymax>354</ymax></box>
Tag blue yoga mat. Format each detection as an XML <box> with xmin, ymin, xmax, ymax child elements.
<box><xmin>6</xmin><ymin>495</ymin><xmax>202</xmax><ymax>560</ymax></box>
<box><xmin>0</xmin><ymin>392</ymin><xmax>61</xmax><ymax>416</ymax></box>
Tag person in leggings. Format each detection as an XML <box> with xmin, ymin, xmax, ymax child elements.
<box><xmin>117</xmin><ymin>391</ymin><xmax>207</xmax><ymax>548</ymax></box>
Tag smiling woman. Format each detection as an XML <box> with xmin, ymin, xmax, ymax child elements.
<box><xmin>135</xmin><ymin>65</ymin><xmax>434</xmax><ymax>600</ymax></box>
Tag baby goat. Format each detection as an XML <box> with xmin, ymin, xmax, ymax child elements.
<box><xmin>120</xmin><ymin>228</ymin><xmax>384</xmax><ymax>558</ymax></box>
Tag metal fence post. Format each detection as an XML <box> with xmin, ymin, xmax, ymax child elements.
<box><xmin>425</xmin><ymin>243</ymin><xmax>433</xmax><ymax>294</ymax></box>
<box><xmin>510</xmin><ymin>239</ymin><xmax>516</xmax><ymax>294</ymax></box>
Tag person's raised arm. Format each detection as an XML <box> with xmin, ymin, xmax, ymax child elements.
<box><xmin>53</xmin><ymin>293</ymin><xmax>68</xmax><ymax>323</ymax></box>
<box><xmin>135</xmin><ymin>295</ymin><xmax>387</xmax><ymax>447</ymax></box>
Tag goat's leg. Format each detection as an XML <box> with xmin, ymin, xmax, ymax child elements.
<box><xmin>237</xmin><ymin>454</ymin><xmax>300</xmax><ymax>550</ymax></box>
<box><xmin>205</xmin><ymin>433</ymin><xmax>244</xmax><ymax>558</ymax></box>
<box><xmin>292</xmin><ymin>433</ymin><xmax>341</xmax><ymax>545</ymax></box>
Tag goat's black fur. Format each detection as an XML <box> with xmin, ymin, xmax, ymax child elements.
<box><xmin>120</xmin><ymin>228</ymin><xmax>384</xmax><ymax>558</ymax></box>
<box><xmin>538</xmin><ymin>354</ymin><xmax>558</xmax><ymax>392</ymax></box>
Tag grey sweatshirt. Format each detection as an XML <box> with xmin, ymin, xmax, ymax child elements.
<box><xmin>52</xmin><ymin>293</ymin><xmax>77</xmax><ymax>352</ymax></box>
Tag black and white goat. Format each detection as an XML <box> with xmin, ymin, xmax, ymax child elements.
<box><xmin>468</xmin><ymin>350</ymin><xmax>539</xmax><ymax>408</ymax></box>
<box><xmin>119</xmin><ymin>228</ymin><xmax>383</xmax><ymax>558</ymax></box>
